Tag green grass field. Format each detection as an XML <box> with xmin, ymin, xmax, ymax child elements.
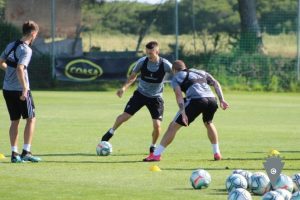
<box><xmin>0</xmin><ymin>88</ymin><xmax>299</xmax><ymax>200</ymax></box>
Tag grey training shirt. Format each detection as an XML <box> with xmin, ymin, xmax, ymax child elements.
<box><xmin>171</xmin><ymin>68</ymin><xmax>216</xmax><ymax>100</ymax></box>
<box><xmin>0</xmin><ymin>41</ymin><xmax>32</xmax><ymax>91</ymax></box>
<box><xmin>133</xmin><ymin>56</ymin><xmax>172</xmax><ymax>97</ymax></box>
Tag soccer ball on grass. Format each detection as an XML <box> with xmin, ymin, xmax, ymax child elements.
<box><xmin>96</xmin><ymin>141</ymin><xmax>112</xmax><ymax>156</ymax></box>
<box><xmin>226</xmin><ymin>174</ymin><xmax>248</xmax><ymax>193</ymax></box>
<box><xmin>190</xmin><ymin>169</ymin><xmax>211</xmax><ymax>189</ymax></box>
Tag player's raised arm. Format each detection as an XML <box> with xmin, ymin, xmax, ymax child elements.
<box><xmin>116</xmin><ymin>72</ymin><xmax>138</xmax><ymax>98</ymax></box>
<box><xmin>206</xmin><ymin>73</ymin><xmax>229</xmax><ymax>110</ymax></box>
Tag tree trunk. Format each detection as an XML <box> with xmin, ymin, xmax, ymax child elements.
<box><xmin>135</xmin><ymin>4</ymin><xmax>162</xmax><ymax>53</ymax></box>
<box><xmin>238</xmin><ymin>0</ymin><xmax>266</xmax><ymax>54</ymax></box>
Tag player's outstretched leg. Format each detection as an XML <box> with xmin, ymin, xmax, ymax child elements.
<box><xmin>101</xmin><ymin>113</ymin><xmax>132</xmax><ymax>142</ymax></box>
<box><xmin>101</xmin><ymin>128</ymin><xmax>114</xmax><ymax>141</ymax></box>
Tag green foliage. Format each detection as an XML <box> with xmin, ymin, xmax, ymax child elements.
<box><xmin>82</xmin><ymin>1</ymin><xmax>156</xmax><ymax>34</ymax></box>
<box><xmin>0</xmin><ymin>21</ymin><xmax>22</xmax><ymax>51</ymax></box>
<box><xmin>257</xmin><ymin>0</ymin><xmax>297</xmax><ymax>34</ymax></box>
<box><xmin>81</xmin><ymin>0</ymin><xmax>297</xmax><ymax>36</ymax></box>
<box><xmin>180</xmin><ymin>51</ymin><xmax>299</xmax><ymax>92</ymax></box>
<box><xmin>29</xmin><ymin>54</ymin><xmax>53</xmax><ymax>89</ymax></box>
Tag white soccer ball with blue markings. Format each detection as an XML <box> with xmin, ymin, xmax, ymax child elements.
<box><xmin>190</xmin><ymin>169</ymin><xmax>211</xmax><ymax>189</ymax></box>
<box><xmin>292</xmin><ymin>173</ymin><xmax>300</xmax><ymax>192</ymax></box>
<box><xmin>227</xmin><ymin>188</ymin><xmax>252</xmax><ymax>200</ymax></box>
<box><xmin>262</xmin><ymin>191</ymin><xmax>284</xmax><ymax>200</ymax></box>
<box><xmin>96</xmin><ymin>141</ymin><xmax>112</xmax><ymax>156</ymax></box>
<box><xmin>273</xmin><ymin>174</ymin><xmax>294</xmax><ymax>193</ymax></box>
<box><xmin>233</xmin><ymin>169</ymin><xmax>253</xmax><ymax>189</ymax></box>
<box><xmin>249</xmin><ymin>172</ymin><xmax>271</xmax><ymax>195</ymax></box>
<box><xmin>291</xmin><ymin>191</ymin><xmax>300</xmax><ymax>200</ymax></box>
<box><xmin>226</xmin><ymin>174</ymin><xmax>248</xmax><ymax>193</ymax></box>
<box><xmin>275</xmin><ymin>189</ymin><xmax>292</xmax><ymax>200</ymax></box>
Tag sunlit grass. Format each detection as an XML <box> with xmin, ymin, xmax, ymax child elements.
<box><xmin>0</xmin><ymin>90</ymin><xmax>299</xmax><ymax>200</ymax></box>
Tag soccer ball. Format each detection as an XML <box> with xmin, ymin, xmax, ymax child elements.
<box><xmin>228</xmin><ymin>188</ymin><xmax>252</xmax><ymax>200</ymax></box>
<box><xmin>273</xmin><ymin>174</ymin><xmax>294</xmax><ymax>193</ymax></box>
<box><xmin>292</xmin><ymin>173</ymin><xmax>300</xmax><ymax>192</ymax></box>
<box><xmin>262</xmin><ymin>191</ymin><xmax>284</xmax><ymax>200</ymax></box>
<box><xmin>291</xmin><ymin>191</ymin><xmax>300</xmax><ymax>200</ymax></box>
<box><xmin>96</xmin><ymin>141</ymin><xmax>112</xmax><ymax>156</ymax></box>
<box><xmin>226</xmin><ymin>174</ymin><xmax>248</xmax><ymax>193</ymax></box>
<box><xmin>190</xmin><ymin>169</ymin><xmax>211</xmax><ymax>189</ymax></box>
<box><xmin>249</xmin><ymin>172</ymin><xmax>271</xmax><ymax>195</ymax></box>
<box><xmin>275</xmin><ymin>189</ymin><xmax>292</xmax><ymax>200</ymax></box>
<box><xmin>232</xmin><ymin>169</ymin><xmax>253</xmax><ymax>189</ymax></box>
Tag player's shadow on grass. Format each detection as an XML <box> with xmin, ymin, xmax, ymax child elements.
<box><xmin>172</xmin><ymin>188</ymin><xmax>228</xmax><ymax>196</ymax></box>
<box><xmin>223</xmin><ymin>158</ymin><xmax>300</xmax><ymax>161</ymax></box>
<box><xmin>279</xmin><ymin>150</ymin><xmax>300</xmax><ymax>153</ymax></box>
<box><xmin>37</xmin><ymin>153</ymin><xmax>146</xmax><ymax>157</ymax></box>
<box><xmin>173</xmin><ymin>188</ymin><xmax>194</xmax><ymax>191</ymax></box>
<box><xmin>163</xmin><ymin>166</ymin><xmax>300</xmax><ymax>171</ymax></box>
<box><xmin>37</xmin><ymin>153</ymin><xmax>95</xmax><ymax>157</ymax></box>
<box><xmin>42</xmin><ymin>160</ymin><xmax>143</xmax><ymax>164</ymax></box>
<box><xmin>34</xmin><ymin>153</ymin><xmax>145</xmax><ymax>164</ymax></box>
<box><xmin>248</xmin><ymin>150</ymin><xmax>300</xmax><ymax>154</ymax></box>
<box><xmin>163</xmin><ymin>167</ymin><xmax>233</xmax><ymax>171</ymax></box>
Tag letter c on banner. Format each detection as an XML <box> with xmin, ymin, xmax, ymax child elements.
<box><xmin>127</xmin><ymin>61</ymin><xmax>140</xmax><ymax>77</ymax></box>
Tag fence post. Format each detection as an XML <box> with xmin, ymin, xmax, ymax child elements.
<box><xmin>51</xmin><ymin>0</ymin><xmax>56</xmax><ymax>79</ymax></box>
<box><xmin>297</xmin><ymin>0</ymin><xmax>300</xmax><ymax>81</ymax></box>
<box><xmin>175</xmin><ymin>0</ymin><xmax>179</xmax><ymax>60</ymax></box>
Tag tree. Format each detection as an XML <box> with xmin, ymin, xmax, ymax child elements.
<box><xmin>238</xmin><ymin>0</ymin><xmax>266</xmax><ymax>54</ymax></box>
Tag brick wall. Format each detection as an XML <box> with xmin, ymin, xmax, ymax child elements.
<box><xmin>5</xmin><ymin>0</ymin><xmax>81</xmax><ymax>38</ymax></box>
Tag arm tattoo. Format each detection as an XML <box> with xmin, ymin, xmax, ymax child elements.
<box><xmin>214</xmin><ymin>83</ymin><xmax>224</xmax><ymax>101</ymax></box>
<box><xmin>206</xmin><ymin>73</ymin><xmax>224</xmax><ymax>101</ymax></box>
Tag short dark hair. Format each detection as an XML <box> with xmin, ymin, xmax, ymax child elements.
<box><xmin>145</xmin><ymin>41</ymin><xmax>159</xmax><ymax>49</ymax></box>
<box><xmin>22</xmin><ymin>20</ymin><xmax>39</xmax><ymax>36</ymax></box>
<box><xmin>172</xmin><ymin>60</ymin><xmax>187</xmax><ymax>71</ymax></box>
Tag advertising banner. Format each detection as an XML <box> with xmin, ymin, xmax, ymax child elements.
<box><xmin>55</xmin><ymin>56</ymin><xmax>139</xmax><ymax>81</ymax></box>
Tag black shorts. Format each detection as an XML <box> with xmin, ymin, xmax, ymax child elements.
<box><xmin>124</xmin><ymin>90</ymin><xmax>164</xmax><ymax>120</ymax></box>
<box><xmin>175</xmin><ymin>97</ymin><xmax>218</xmax><ymax>126</ymax></box>
<box><xmin>3</xmin><ymin>90</ymin><xmax>36</xmax><ymax>121</ymax></box>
